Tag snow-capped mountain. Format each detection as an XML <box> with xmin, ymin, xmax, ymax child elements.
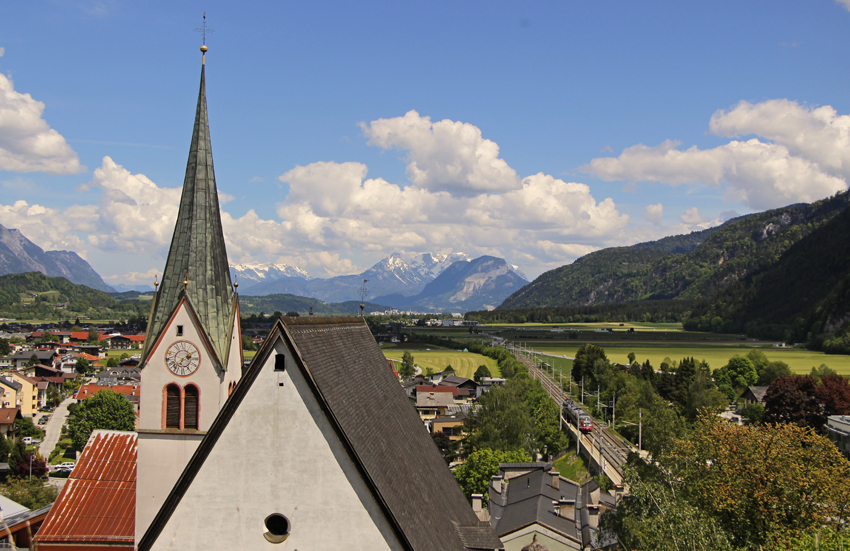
<box><xmin>229</xmin><ymin>263</ymin><xmax>311</xmax><ymax>285</ymax></box>
<box><xmin>236</xmin><ymin>251</ymin><xmax>529</xmax><ymax>311</ymax></box>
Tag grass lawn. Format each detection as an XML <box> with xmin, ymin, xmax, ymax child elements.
<box><xmin>381</xmin><ymin>349</ymin><xmax>500</xmax><ymax>379</ymax></box>
<box><xmin>552</xmin><ymin>448</ymin><xmax>591</xmax><ymax>484</ymax></box>
<box><xmin>530</xmin><ymin>343</ymin><xmax>850</xmax><ymax>375</ymax></box>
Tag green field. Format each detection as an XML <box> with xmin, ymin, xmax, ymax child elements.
<box><xmin>487</xmin><ymin>321</ymin><xmax>684</xmax><ymax>332</ymax></box>
<box><xmin>526</xmin><ymin>343</ymin><xmax>850</xmax><ymax>375</ymax></box>
<box><xmin>381</xmin><ymin>347</ymin><xmax>500</xmax><ymax>379</ymax></box>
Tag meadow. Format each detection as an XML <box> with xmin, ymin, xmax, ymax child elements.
<box><xmin>525</xmin><ymin>343</ymin><xmax>850</xmax><ymax>376</ymax></box>
<box><xmin>380</xmin><ymin>344</ymin><xmax>500</xmax><ymax>379</ymax></box>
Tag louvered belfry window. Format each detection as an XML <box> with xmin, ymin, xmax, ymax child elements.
<box><xmin>184</xmin><ymin>386</ymin><xmax>199</xmax><ymax>430</ymax></box>
<box><xmin>166</xmin><ymin>384</ymin><xmax>181</xmax><ymax>428</ymax></box>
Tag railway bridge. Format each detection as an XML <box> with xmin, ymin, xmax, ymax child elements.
<box><xmin>508</xmin><ymin>345</ymin><xmax>634</xmax><ymax>489</ymax></box>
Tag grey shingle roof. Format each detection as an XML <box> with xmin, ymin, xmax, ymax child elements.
<box><xmin>142</xmin><ymin>63</ymin><xmax>235</xmax><ymax>367</ymax></box>
<box><xmin>139</xmin><ymin>317</ymin><xmax>500</xmax><ymax>551</ymax></box>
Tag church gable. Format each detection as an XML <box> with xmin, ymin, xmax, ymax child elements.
<box><xmin>141</xmin><ymin>323</ymin><xmax>403</xmax><ymax>551</ymax></box>
<box><xmin>140</xmin><ymin>317</ymin><xmax>501</xmax><ymax>551</ymax></box>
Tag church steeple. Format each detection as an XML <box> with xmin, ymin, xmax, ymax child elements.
<box><xmin>142</xmin><ymin>49</ymin><xmax>235</xmax><ymax>367</ymax></box>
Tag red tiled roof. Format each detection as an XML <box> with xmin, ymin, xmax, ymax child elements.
<box><xmin>34</xmin><ymin>430</ymin><xmax>136</xmax><ymax>545</ymax></box>
<box><xmin>78</xmin><ymin>353</ymin><xmax>100</xmax><ymax>361</ymax></box>
<box><xmin>0</xmin><ymin>407</ymin><xmax>20</xmax><ymax>425</ymax></box>
<box><xmin>415</xmin><ymin>385</ymin><xmax>458</xmax><ymax>397</ymax></box>
<box><xmin>77</xmin><ymin>384</ymin><xmax>140</xmax><ymax>400</ymax></box>
<box><xmin>387</xmin><ymin>359</ymin><xmax>399</xmax><ymax>379</ymax></box>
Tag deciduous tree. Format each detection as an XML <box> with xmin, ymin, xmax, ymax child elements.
<box><xmin>399</xmin><ymin>351</ymin><xmax>415</xmax><ymax>379</ymax></box>
<box><xmin>453</xmin><ymin>448</ymin><xmax>532</xmax><ymax>501</ymax></box>
<box><xmin>763</xmin><ymin>375</ymin><xmax>823</xmax><ymax>429</ymax></box>
<box><xmin>67</xmin><ymin>389</ymin><xmax>135</xmax><ymax>450</ymax></box>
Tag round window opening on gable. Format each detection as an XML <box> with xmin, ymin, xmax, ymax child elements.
<box><xmin>263</xmin><ymin>513</ymin><xmax>290</xmax><ymax>544</ymax></box>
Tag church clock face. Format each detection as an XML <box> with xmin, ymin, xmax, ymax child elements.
<box><xmin>165</xmin><ymin>341</ymin><xmax>201</xmax><ymax>376</ymax></box>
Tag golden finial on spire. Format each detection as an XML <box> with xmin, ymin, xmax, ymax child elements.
<box><xmin>183</xmin><ymin>272</ymin><xmax>189</xmax><ymax>291</ymax></box>
<box><xmin>154</xmin><ymin>275</ymin><xmax>159</xmax><ymax>292</ymax></box>
<box><xmin>195</xmin><ymin>13</ymin><xmax>214</xmax><ymax>64</ymax></box>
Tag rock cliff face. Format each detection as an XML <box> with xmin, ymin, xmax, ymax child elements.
<box><xmin>0</xmin><ymin>224</ymin><xmax>113</xmax><ymax>292</ymax></box>
<box><xmin>374</xmin><ymin>256</ymin><xmax>528</xmax><ymax>312</ymax></box>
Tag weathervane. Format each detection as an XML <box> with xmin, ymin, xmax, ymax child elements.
<box><xmin>359</xmin><ymin>279</ymin><xmax>369</xmax><ymax>318</ymax></box>
<box><xmin>195</xmin><ymin>13</ymin><xmax>214</xmax><ymax>63</ymax></box>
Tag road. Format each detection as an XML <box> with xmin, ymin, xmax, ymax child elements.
<box><xmin>39</xmin><ymin>396</ymin><xmax>75</xmax><ymax>459</ymax></box>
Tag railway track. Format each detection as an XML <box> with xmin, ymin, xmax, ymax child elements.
<box><xmin>513</xmin><ymin>348</ymin><xmax>632</xmax><ymax>483</ymax></box>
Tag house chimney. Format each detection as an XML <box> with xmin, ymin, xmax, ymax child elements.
<box><xmin>559</xmin><ymin>499</ymin><xmax>576</xmax><ymax>519</ymax></box>
<box><xmin>550</xmin><ymin>470</ymin><xmax>560</xmax><ymax>490</ymax></box>
<box><xmin>552</xmin><ymin>500</ymin><xmax>560</xmax><ymax>517</ymax></box>
<box><xmin>491</xmin><ymin>475</ymin><xmax>503</xmax><ymax>494</ymax></box>
<box><xmin>587</xmin><ymin>505</ymin><xmax>600</xmax><ymax>529</ymax></box>
<box><xmin>472</xmin><ymin>494</ymin><xmax>482</xmax><ymax>513</ymax></box>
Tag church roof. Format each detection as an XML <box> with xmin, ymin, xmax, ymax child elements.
<box><xmin>142</xmin><ymin>61</ymin><xmax>235</xmax><ymax>367</ymax></box>
<box><xmin>140</xmin><ymin>317</ymin><xmax>502</xmax><ymax>551</ymax></box>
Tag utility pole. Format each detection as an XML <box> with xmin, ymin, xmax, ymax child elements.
<box><xmin>612</xmin><ymin>391</ymin><xmax>616</xmax><ymax>430</ymax></box>
<box><xmin>639</xmin><ymin>408</ymin><xmax>643</xmax><ymax>452</ymax></box>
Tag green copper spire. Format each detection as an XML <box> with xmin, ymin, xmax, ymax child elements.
<box><xmin>142</xmin><ymin>60</ymin><xmax>235</xmax><ymax>367</ymax></box>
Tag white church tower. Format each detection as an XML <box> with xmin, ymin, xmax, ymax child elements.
<box><xmin>135</xmin><ymin>42</ymin><xmax>243</xmax><ymax>541</ymax></box>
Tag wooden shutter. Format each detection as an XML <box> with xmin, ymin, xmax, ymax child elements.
<box><xmin>184</xmin><ymin>386</ymin><xmax>199</xmax><ymax>430</ymax></box>
<box><xmin>166</xmin><ymin>385</ymin><xmax>180</xmax><ymax>428</ymax></box>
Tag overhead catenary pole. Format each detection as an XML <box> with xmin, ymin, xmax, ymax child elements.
<box><xmin>639</xmin><ymin>408</ymin><xmax>643</xmax><ymax>452</ymax></box>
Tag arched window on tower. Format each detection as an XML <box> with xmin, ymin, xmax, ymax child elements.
<box><xmin>184</xmin><ymin>385</ymin><xmax>199</xmax><ymax>430</ymax></box>
<box><xmin>165</xmin><ymin>384</ymin><xmax>181</xmax><ymax>429</ymax></box>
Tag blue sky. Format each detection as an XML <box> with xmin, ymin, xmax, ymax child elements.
<box><xmin>1</xmin><ymin>1</ymin><xmax>849</xmax><ymax>286</ymax></box>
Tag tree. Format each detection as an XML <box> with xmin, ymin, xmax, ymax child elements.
<box><xmin>444</xmin><ymin>365</ymin><xmax>455</xmax><ymax>372</ymax></box>
<box><xmin>11</xmin><ymin>451</ymin><xmax>48</xmax><ymax>479</ymax></box>
<box><xmin>0</xmin><ymin>478</ymin><xmax>57</xmax><ymax>509</ymax></box>
<box><xmin>740</xmin><ymin>402</ymin><xmax>764</xmax><ymax>423</ymax></box>
<box><xmin>571</xmin><ymin>344</ymin><xmax>608</xmax><ymax>385</ymax></box>
<box><xmin>667</xmin><ymin>415</ymin><xmax>850</xmax><ymax>547</ymax></box>
<box><xmin>724</xmin><ymin>355</ymin><xmax>758</xmax><ymax>388</ymax></box>
<box><xmin>746</xmin><ymin>350</ymin><xmax>769</xmax><ymax>375</ymax></box>
<box><xmin>430</xmin><ymin>431</ymin><xmax>459</xmax><ymax>465</ymax></box>
<box><xmin>627</xmin><ymin>351</ymin><xmax>636</xmax><ymax>364</ymax></box>
<box><xmin>763</xmin><ymin>375</ymin><xmax>824</xmax><ymax>429</ymax></box>
<box><xmin>75</xmin><ymin>357</ymin><xmax>90</xmax><ymax>374</ymax></box>
<box><xmin>67</xmin><ymin>389</ymin><xmax>136</xmax><ymax>450</ymax></box>
<box><xmin>0</xmin><ymin>339</ymin><xmax>10</xmax><ymax>356</ymax></box>
<box><xmin>26</xmin><ymin>353</ymin><xmax>39</xmax><ymax>367</ymax></box>
<box><xmin>814</xmin><ymin>374</ymin><xmax>850</xmax><ymax>417</ymax></box>
<box><xmin>106</xmin><ymin>357</ymin><xmax>119</xmax><ymax>368</ymax></box>
<box><xmin>756</xmin><ymin>360</ymin><xmax>792</xmax><ymax>386</ymax></box>
<box><xmin>0</xmin><ymin>436</ymin><xmax>10</xmax><ymax>463</ymax></box>
<box><xmin>811</xmin><ymin>364</ymin><xmax>838</xmax><ymax>382</ymax></box>
<box><xmin>473</xmin><ymin>364</ymin><xmax>491</xmax><ymax>383</ymax></box>
<box><xmin>285</xmin><ymin>311</ymin><xmax>300</xmax><ymax>317</ymax></box>
<box><xmin>15</xmin><ymin>418</ymin><xmax>44</xmax><ymax>439</ymax></box>
<box><xmin>86</xmin><ymin>326</ymin><xmax>99</xmax><ymax>343</ymax></box>
<box><xmin>453</xmin><ymin>448</ymin><xmax>532</xmax><ymax>501</ymax></box>
<box><xmin>399</xmin><ymin>351</ymin><xmax>415</xmax><ymax>379</ymax></box>
<box><xmin>241</xmin><ymin>334</ymin><xmax>256</xmax><ymax>351</ymax></box>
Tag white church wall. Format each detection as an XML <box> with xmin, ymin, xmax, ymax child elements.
<box><xmin>148</xmin><ymin>339</ymin><xmax>404</xmax><ymax>551</ymax></box>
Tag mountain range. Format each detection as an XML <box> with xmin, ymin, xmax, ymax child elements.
<box><xmin>0</xmin><ymin>223</ymin><xmax>114</xmax><ymax>292</ymax></box>
<box><xmin>500</xmin><ymin>192</ymin><xmax>850</xmax><ymax>310</ymax></box>
<box><xmin>231</xmin><ymin>252</ymin><xmax>527</xmax><ymax>312</ymax></box>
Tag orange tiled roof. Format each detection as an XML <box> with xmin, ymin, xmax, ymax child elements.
<box><xmin>76</xmin><ymin>384</ymin><xmax>139</xmax><ymax>400</ymax></box>
<box><xmin>34</xmin><ymin>430</ymin><xmax>136</xmax><ymax>545</ymax></box>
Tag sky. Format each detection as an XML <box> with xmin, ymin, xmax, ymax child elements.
<box><xmin>1</xmin><ymin>1</ymin><xmax>850</xmax><ymax>287</ymax></box>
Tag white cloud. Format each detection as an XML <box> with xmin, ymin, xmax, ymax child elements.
<box><xmin>103</xmin><ymin>267</ymin><xmax>160</xmax><ymax>285</ymax></box>
<box><xmin>680</xmin><ymin>207</ymin><xmax>707</xmax><ymax>226</ymax></box>
<box><xmin>582</xmin><ymin>99</ymin><xmax>850</xmax><ymax>210</ymax></box>
<box><xmin>0</xmin><ymin>72</ymin><xmax>84</xmax><ymax>174</ymax></box>
<box><xmin>359</xmin><ymin>110</ymin><xmax>520</xmax><ymax>195</ymax></box>
<box><xmin>644</xmin><ymin>203</ymin><xmax>663</xmax><ymax>224</ymax></box>
<box><xmin>837</xmin><ymin>0</ymin><xmax>850</xmax><ymax>11</ymax></box>
<box><xmin>0</xmin><ymin>48</ymin><xmax>4</xmax><ymax>58</ymax></box>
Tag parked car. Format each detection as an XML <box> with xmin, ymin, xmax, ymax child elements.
<box><xmin>21</xmin><ymin>437</ymin><xmax>32</xmax><ymax>445</ymax></box>
<box><xmin>54</xmin><ymin>462</ymin><xmax>76</xmax><ymax>472</ymax></box>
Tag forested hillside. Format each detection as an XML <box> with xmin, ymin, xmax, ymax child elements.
<box><xmin>686</xmin><ymin>200</ymin><xmax>850</xmax><ymax>347</ymax></box>
<box><xmin>501</xmin><ymin>192</ymin><xmax>850</xmax><ymax>310</ymax></box>
<box><xmin>0</xmin><ymin>272</ymin><xmax>148</xmax><ymax>320</ymax></box>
